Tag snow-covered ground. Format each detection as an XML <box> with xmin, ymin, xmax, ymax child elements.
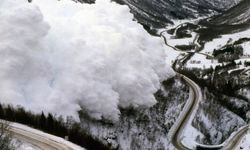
<box><xmin>235</xmin><ymin>127</ymin><xmax>250</xmax><ymax>150</ymax></box>
<box><xmin>201</xmin><ymin>29</ymin><xmax>250</xmax><ymax>54</ymax></box>
<box><xmin>187</xmin><ymin>29</ymin><xmax>250</xmax><ymax>69</ymax></box>
<box><xmin>80</xmin><ymin>77</ymin><xmax>189</xmax><ymax>150</ymax></box>
<box><xmin>159</xmin><ymin>19</ymin><xmax>250</xmax><ymax>70</ymax></box>
<box><xmin>186</xmin><ymin>54</ymin><xmax>220</xmax><ymax>69</ymax></box>
<box><xmin>182</xmin><ymin>126</ymin><xmax>204</xmax><ymax>148</ymax></box>
<box><xmin>159</xmin><ymin>21</ymin><xmax>250</xmax><ymax>70</ymax></box>
<box><xmin>159</xmin><ymin>19</ymin><xmax>201</xmax><ymax>65</ymax></box>
<box><xmin>13</xmin><ymin>139</ymin><xmax>41</xmax><ymax>150</ymax></box>
<box><xmin>9</xmin><ymin>121</ymin><xmax>84</xmax><ymax>150</ymax></box>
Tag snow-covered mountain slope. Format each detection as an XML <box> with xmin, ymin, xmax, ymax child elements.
<box><xmin>209</xmin><ymin>0</ymin><xmax>250</xmax><ymax>25</ymax></box>
<box><xmin>80</xmin><ymin>77</ymin><xmax>189</xmax><ymax>150</ymax></box>
<box><xmin>197</xmin><ymin>0</ymin><xmax>250</xmax><ymax>41</ymax></box>
<box><xmin>193</xmin><ymin>89</ymin><xmax>246</xmax><ymax>144</ymax></box>
<box><xmin>113</xmin><ymin>0</ymin><xmax>242</xmax><ymax>28</ymax></box>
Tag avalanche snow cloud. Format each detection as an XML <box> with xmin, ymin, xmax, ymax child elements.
<box><xmin>0</xmin><ymin>0</ymin><xmax>174</xmax><ymax>121</ymax></box>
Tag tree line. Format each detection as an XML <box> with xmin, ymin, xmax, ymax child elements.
<box><xmin>0</xmin><ymin>104</ymin><xmax>110</xmax><ymax>150</ymax></box>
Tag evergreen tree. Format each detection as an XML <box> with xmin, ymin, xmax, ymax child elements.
<box><xmin>0</xmin><ymin>104</ymin><xmax>5</xmax><ymax>119</ymax></box>
<box><xmin>39</xmin><ymin>112</ymin><xmax>46</xmax><ymax>130</ymax></box>
<box><xmin>47</xmin><ymin>113</ymin><xmax>54</xmax><ymax>133</ymax></box>
<box><xmin>5</xmin><ymin>106</ymin><xmax>14</xmax><ymax>121</ymax></box>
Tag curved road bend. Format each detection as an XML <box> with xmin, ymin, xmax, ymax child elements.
<box><xmin>222</xmin><ymin>125</ymin><xmax>250</xmax><ymax>150</ymax></box>
<box><xmin>171</xmin><ymin>74</ymin><xmax>250</xmax><ymax>150</ymax></box>
<box><xmin>170</xmin><ymin>74</ymin><xmax>201</xmax><ymax>150</ymax></box>
<box><xmin>8</xmin><ymin>122</ymin><xmax>85</xmax><ymax>150</ymax></box>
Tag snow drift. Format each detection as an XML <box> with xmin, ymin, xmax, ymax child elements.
<box><xmin>0</xmin><ymin>0</ymin><xmax>174</xmax><ymax>121</ymax></box>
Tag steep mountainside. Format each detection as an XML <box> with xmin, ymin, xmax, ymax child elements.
<box><xmin>80</xmin><ymin>78</ymin><xmax>189</xmax><ymax>150</ymax></box>
<box><xmin>113</xmin><ymin>0</ymin><xmax>242</xmax><ymax>28</ymax></box>
<box><xmin>197</xmin><ymin>0</ymin><xmax>250</xmax><ymax>41</ymax></box>
<box><xmin>209</xmin><ymin>0</ymin><xmax>250</xmax><ymax>25</ymax></box>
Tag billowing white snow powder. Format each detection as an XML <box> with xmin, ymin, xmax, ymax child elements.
<box><xmin>0</xmin><ymin>0</ymin><xmax>174</xmax><ymax>121</ymax></box>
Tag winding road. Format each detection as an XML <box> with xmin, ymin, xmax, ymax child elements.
<box><xmin>171</xmin><ymin>74</ymin><xmax>250</xmax><ymax>150</ymax></box>
<box><xmin>160</xmin><ymin>30</ymin><xmax>213</xmax><ymax>59</ymax></box>
<box><xmin>160</xmin><ymin>28</ymin><xmax>250</xmax><ymax>150</ymax></box>
<box><xmin>8</xmin><ymin>122</ymin><xmax>85</xmax><ymax>150</ymax></box>
<box><xmin>170</xmin><ymin>74</ymin><xmax>201</xmax><ymax>150</ymax></box>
